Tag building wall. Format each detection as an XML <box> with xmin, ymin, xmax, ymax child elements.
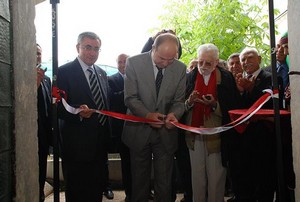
<box><xmin>289</xmin><ymin>0</ymin><xmax>300</xmax><ymax>200</ymax></box>
<box><xmin>0</xmin><ymin>0</ymin><xmax>13</xmax><ymax>201</ymax></box>
<box><xmin>0</xmin><ymin>0</ymin><xmax>39</xmax><ymax>201</ymax></box>
<box><xmin>12</xmin><ymin>0</ymin><xmax>39</xmax><ymax>201</ymax></box>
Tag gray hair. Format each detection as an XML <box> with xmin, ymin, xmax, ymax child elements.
<box><xmin>227</xmin><ymin>53</ymin><xmax>240</xmax><ymax>62</ymax></box>
<box><xmin>77</xmin><ymin>31</ymin><xmax>101</xmax><ymax>44</ymax></box>
<box><xmin>239</xmin><ymin>47</ymin><xmax>259</xmax><ymax>60</ymax></box>
<box><xmin>197</xmin><ymin>43</ymin><xmax>219</xmax><ymax>59</ymax></box>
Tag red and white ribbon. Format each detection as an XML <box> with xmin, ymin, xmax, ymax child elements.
<box><xmin>60</xmin><ymin>89</ymin><xmax>278</xmax><ymax>135</ymax></box>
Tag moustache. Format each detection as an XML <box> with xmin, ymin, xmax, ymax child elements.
<box><xmin>243</xmin><ymin>63</ymin><xmax>253</xmax><ymax>68</ymax></box>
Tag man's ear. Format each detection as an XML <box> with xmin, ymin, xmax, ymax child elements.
<box><xmin>76</xmin><ymin>44</ymin><xmax>80</xmax><ymax>53</ymax></box>
<box><xmin>258</xmin><ymin>55</ymin><xmax>262</xmax><ymax>64</ymax></box>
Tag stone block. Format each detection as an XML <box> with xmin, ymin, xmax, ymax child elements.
<box><xmin>0</xmin><ymin>108</ymin><xmax>11</xmax><ymax>151</ymax></box>
<box><xmin>0</xmin><ymin>63</ymin><xmax>12</xmax><ymax>106</ymax></box>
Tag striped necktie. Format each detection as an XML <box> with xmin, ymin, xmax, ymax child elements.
<box><xmin>87</xmin><ymin>68</ymin><xmax>106</xmax><ymax>125</ymax></box>
<box><xmin>155</xmin><ymin>66</ymin><xmax>163</xmax><ymax>97</ymax></box>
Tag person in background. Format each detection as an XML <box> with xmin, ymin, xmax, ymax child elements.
<box><xmin>108</xmin><ymin>53</ymin><xmax>132</xmax><ymax>202</ymax></box>
<box><xmin>224</xmin><ymin>52</ymin><xmax>244</xmax><ymax>201</ymax></box>
<box><xmin>36</xmin><ymin>43</ymin><xmax>52</xmax><ymax>202</ymax></box>
<box><xmin>227</xmin><ymin>53</ymin><xmax>244</xmax><ymax>93</ymax></box>
<box><xmin>266</xmin><ymin>32</ymin><xmax>289</xmax><ymax>90</ymax></box>
<box><xmin>227</xmin><ymin>53</ymin><xmax>243</xmax><ymax>78</ymax></box>
<box><xmin>265</xmin><ymin>32</ymin><xmax>290</xmax><ymax>109</ymax></box>
<box><xmin>266</xmin><ymin>32</ymin><xmax>295</xmax><ymax>201</ymax></box>
<box><xmin>123</xmin><ymin>33</ymin><xmax>186</xmax><ymax>202</ymax></box>
<box><xmin>184</xmin><ymin>43</ymin><xmax>241</xmax><ymax>202</ymax></box>
<box><xmin>57</xmin><ymin>31</ymin><xmax>111</xmax><ymax>202</ymax></box>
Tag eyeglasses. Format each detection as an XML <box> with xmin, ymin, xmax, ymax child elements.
<box><xmin>80</xmin><ymin>45</ymin><xmax>101</xmax><ymax>52</ymax></box>
<box><xmin>198</xmin><ymin>60</ymin><xmax>214</xmax><ymax>67</ymax></box>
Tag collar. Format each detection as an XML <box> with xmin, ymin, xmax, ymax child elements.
<box><xmin>246</xmin><ymin>68</ymin><xmax>261</xmax><ymax>79</ymax></box>
<box><xmin>118</xmin><ymin>71</ymin><xmax>125</xmax><ymax>78</ymax></box>
<box><xmin>77</xmin><ymin>56</ymin><xmax>93</xmax><ymax>72</ymax></box>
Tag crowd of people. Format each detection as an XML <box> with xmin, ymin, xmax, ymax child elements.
<box><xmin>35</xmin><ymin>30</ymin><xmax>294</xmax><ymax>202</ymax></box>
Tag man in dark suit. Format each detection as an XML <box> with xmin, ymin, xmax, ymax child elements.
<box><xmin>37</xmin><ymin>44</ymin><xmax>52</xmax><ymax>202</ymax></box>
<box><xmin>57</xmin><ymin>32</ymin><xmax>110</xmax><ymax>202</ymax></box>
<box><xmin>123</xmin><ymin>33</ymin><xmax>186</xmax><ymax>202</ymax></box>
<box><xmin>231</xmin><ymin>47</ymin><xmax>277</xmax><ymax>201</ymax></box>
<box><xmin>108</xmin><ymin>53</ymin><xmax>131</xmax><ymax>202</ymax></box>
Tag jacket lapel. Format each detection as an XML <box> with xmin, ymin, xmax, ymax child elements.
<box><xmin>74</xmin><ymin>59</ymin><xmax>95</xmax><ymax>103</ymax></box>
<box><xmin>156</xmin><ymin>63</ymin><xmax>174</xmax><ymax>105</ymax></box>
<box><xmin>143</xmin><ymin>54</ymin><xmax>157</xmax><ymax>102</ymax></box>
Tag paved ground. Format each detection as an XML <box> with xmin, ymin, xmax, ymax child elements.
<box><xmin>45</xmin><ymin>191</ymin><xmax>185</xmax><ymax>202</ymax></box>
<box><xmin>44</xmin><ymin>182</ymin><xmax>233</xmax><ymax>202</ymax></box>
<box><xmin>44</xmin><ymin>182</ymin><xmax>185</xmax><ymax>202</ymax></box>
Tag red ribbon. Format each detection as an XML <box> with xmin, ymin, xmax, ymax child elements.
<box><xmin>54</xmin><ymin>88</ymin><xmax>288</xmax><ymax>135</ymax></box>
<box><xmin>52</xmin><ymin>86</ymin><xmax>67</xmax><ymax>103</ymax></box>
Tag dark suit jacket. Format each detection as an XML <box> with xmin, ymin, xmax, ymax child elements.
<box><xmin>108</xmin><ymin>72</ymin><xmax>127</xmax><ymax>139</ymax></box>
<box><xmin>242</xmin><ymin>69</ymin><xmax>282</xmax><ymax>109</ymax></box>
<box><xmin>38</xmin><ymin>75</ymin><xmax>52</xmax><ymax>153</ymax></box>
<box><xmin>57</xmin><ymin>58</ymin><xmax>111</xmax><ymax>162</ymax></box>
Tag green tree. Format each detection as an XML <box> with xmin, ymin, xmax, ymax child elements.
<box><xmin>156</xmin><ymin>0</ymin><xmax>279</xmax><ymax>67</ymax></box>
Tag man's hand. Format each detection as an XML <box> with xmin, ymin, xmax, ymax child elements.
<box><xmin>165</xmin><ymin>113</ymin><xmax>178</xmax><ymax>129</ymax></box>
<box><xmin>238</xmin><ymin>77</ymin><xmax>255</xmax><ymax>92</ymax></box>
<box><xmin>199</xmin><ymin>94</ymin><xmax>217</xmax><ymax>108</ymax></box>
<box><xmin>37</xmin><ymin>66</ymin><xmax>45</xmax><ymax>87</ymax></box>
<box><xmin>146</xmin><ymin>112</ymin><xmax>165</xmax><ymax>128</ymax></box>
<box><xmin>79</xmin><ymin>105</ymin><xmax>95</xmax><ymax>119</ymax></box>
<box><xmin>187</xmin><ymin>90</ymin><xmax>201</xmax><ymax>105</ymax></box>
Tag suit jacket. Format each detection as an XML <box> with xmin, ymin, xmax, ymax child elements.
<box><xmin>108</xmin><ymin>72</ymin><xmax>127</xmax><ymax>138</ymax></box>
<box><xmin>57</xmin><ymin>58</ymin><xmax>110</xmax><ymax>162</ymax></box>
<box><xmin>37</xmin><ymin>75</ymin><xmax>52</xmax><ymax>153</ymax></box>
<box><xmin>242</xmin><ymin>69</ymin><xmax>278</xmax><ymax>109</ymax></box>
<box><xmin>122</xmin><ymin>52</ymin><xmax>186</xmax><ymax>153</ymax></box>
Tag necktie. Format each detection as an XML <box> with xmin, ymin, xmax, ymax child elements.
<box><xmin>156</xmin><ymin>66</ymin><xmax>163</xmax><ymax>96</ymax></box>
<box><xmin>87</xmin><ymin>68</ymin><xmax>106</xmax><ymax>125</ymax></box>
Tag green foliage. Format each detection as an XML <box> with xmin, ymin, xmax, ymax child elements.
<box><xmin>156</xmin><ymin>0</ymin><xmax>279</xmax><ymax>67</ymax></box>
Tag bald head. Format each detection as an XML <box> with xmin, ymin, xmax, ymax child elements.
<box><xmin>151</xmin><ymin>33</ymin><xmax>179</xmax><ymax>68</ymax></box>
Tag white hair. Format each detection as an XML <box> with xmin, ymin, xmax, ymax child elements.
<box><xmin>197</xmin><ymin>43</ymin><xmax>219</xmax><ymax>59</ymax></box>
<box><xmin>239</xmin><ymin>47</ymin><xmax>260</xmax><ymax>60</ymax></box>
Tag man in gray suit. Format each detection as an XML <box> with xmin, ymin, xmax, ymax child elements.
<box><xmin>122</xmin><ymin>33</ymin><xmax>186</xmax><ymax>202</ymax></box>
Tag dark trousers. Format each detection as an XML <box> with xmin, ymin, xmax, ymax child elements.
<box><xmin>172</xmin><ymin>133</ymin><xmax>192</xmax><ymax>202</ymax></box>
<box><xmin>229</xmin><ymin>122</ymin><xmax>276</xmax><ymax>202</ymax></box>
<box><xmin>38</xmin><ymin>148</ymin><xmax>48</xmax><ymax>202</ymax></box>
<box><xmin>103</xmin><ymin>153</ymin><xmax>112</xmax><ymax>191</ymax></box>
<box><xmin>119</xmin><ymin>141</ymin><xmax>132</xmax><ymax>199</ymax></box>
<box><xmin>63</xmin><ymin>152</ymin><xmax>106</xmax><ymax>202</ymax></box>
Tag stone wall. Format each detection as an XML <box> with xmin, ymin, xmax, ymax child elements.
<box><xmin>11</xmin><ymin>0</ymin><xmax>39</xmax><ymax>201</ymax></box>
<box><xmin>0</xmin><ymin>0</ymin><xmax>12</xmax><ymax>201</ymax></box>
<box><xmin>289</xmin><ymin>0</ymin><xmax>300</xmax><ymax>200</ymax></box>
<box><xmin>0</xmin><ymin>0</ymin><xmax>38</xmax><ymax>201</ymax></box>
